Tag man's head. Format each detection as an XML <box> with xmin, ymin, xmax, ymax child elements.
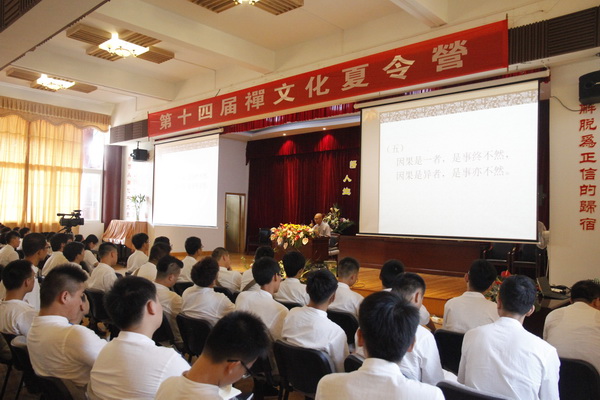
<box><xmin>50</xmin><ymin>233</ymin><xmax>71</xmax><ymax>252</ymax></box>
<box><xmin>153</xmin><ymin>236</ymin><xmax>171</xmax><ymax>247</ymax></box>
<box><xmin>63</xmin><ymin>241</ymin><xmax>85</xmax><ymax>263</ymax></box>
<box><xmin>202</xmin><ymin>311</ymin><xmax>270</xmax><ymax>386</ymax></box>
<box><xmin>148</xmin><ymin>242</ymin><xmax>171</xmax><ymax>264</ymax></box>
<box><xmin>282</xmin><ymin>251</ymin><xmax>305</xmax><ymax>278</ymax></box>
<box><xmin>211</xmin><ymin>247</ymin><xmax>230</xmax><ymax>269</ymax></box>
<box><xmin>306</xmin><ymin>269</ymin><xmax>337</xmax><ymax>305</ymax></box>
<box><xmin>131</xmin><ymin>233</ymin><xmax>149</xmax><ymax>251</ymax></box>
<box><xmin>254</xmin><ymin>246</ymin><xmax>274</xmax><ymax>261</ymax></box>
<box><xmin>252</xmin><ymin>257</ymin><xmax>281</xmax><ymax>288</ymax></box>
<box><xmin>570</xmin><ymin>280</ymin><xmax>600</xmax><ymax>309</ymax></box>
<box><xmin>185</xmin><ymin>236</ymin><xmax>203</xmax><ymax>257</ymax></box>
<box><xmin>2</xmin><ymin>260</ymin><xmax>35</xmax><ymax>292</ymax></box>
<box><xmin>467</xmin><ymin>259</ymin><xmax>497</xmax><ymax>293</ymax></box>
<box><xmin>156</xmin><ymin>255</ymin><xmax>183</xmax><ymax>287</ymax></box>
<box><xmin>4</xmin><ymin>231</ymin><xmax>20</xmax><ymax>249</ymax></box>
<box><xmin>379</xmin><ymin>259</ymin><xmax>405</xmax><ymax>289</ymax></box>
<box><xmin>391</xmin><ymin>272</ymin><xmax>426</xmax><ymax>307</ymax></box>
<box><xmin>191</xmin><ymin>257</ymin><xmax>220</xmax><ymax>288</ymax></box>
<box><xmin>498</xmin><ymin>275</ymin><xmax>536</xmax><ymax>317</ymax></box>
<box><xmin>83</xmin><ymin>234</ymin><xmax>99</xmax><ymax>250</ymax></box>
<box><xmin>18</xmin><ymin>227</ymin><xmax>30</xmax><ymax>238</ymax></box>
<box><xmin>358</xmin><ymin>291</ymin><xmax>419</xmax><ymax>363</ymax></box>
<box><xmin>104</xmin><ymin>276</ymin><xmax>162</xmax><ymax>332</ymax></box>
<box><xmin>98</xmin><ymin>242</ymin><xmax>118</xmax><ymax>266</ymax></box>
<box><xmin>337</xmin><ymin>257</ymin><xmax>360</xmax><ymax>285</ymax></box>
<box><xmin>22</xmin><ymin>233</ymin><xmax>49</xmax><ymax>262</ymax></box>
<box><xmin>40</xmin><ymin>265</ymin><xmax>89</xmax><ymax>322</ymax></box>
<box><xmin>314</xmin><ymin>213</ymin><xmax>324</xmax><ymax>225</ymax></box>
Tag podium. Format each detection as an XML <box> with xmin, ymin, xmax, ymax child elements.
<box><xmin>273</xmin><ymin>237</ymin><xmax>329</xmax><ymax>263</ymax></box>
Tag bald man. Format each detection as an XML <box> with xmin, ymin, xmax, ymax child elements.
<box><xmin>311</xmin><ymin>213</ymin><xmax>331</xmax><ymax>237</ymax></box>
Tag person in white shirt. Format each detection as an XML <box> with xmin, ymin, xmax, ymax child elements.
<box><xmin>182</xmin><ymin>256</ymin><xmax>235</xmax><ymax>326</ymax></box>
<box><xmin>211</xmin><ymin>247</ymin><xmax>242</xmax><ymax>292</ymax></box>
<box><xmin>0</xmin><ymin>260</ymin><xmax>37</xmax><ymax>336</ymax></box>
<box><xmin>311</xmin><ymin>213</ymin><xmax>332</xmax><ymax>237</ymax></box>
<box><xmin>20</xmin><ymin>233</ymin><xmax>48</xmax><ymax>310</ymax></box>
<box><xmin>16</xmin><ymin>228</ymin><xmax>30</xmax><ymax>252</ymax></box>
<box><xmin>458</xmin><ymin>275</ymin><xmax>560</xmax><ymax>400</ymax></box>
<box><xmin>328</xmin><ymin>257</ymin><xmax>363</xmax><ymax>318</ymax></box>
<box><xmin>126</xmin><ymin>232</ymin><xmax>149</xmax><ymax>274</ymax></box>
<box><xmin>136</xmin><ymin>242</ymin><xmax>171</xmax><ymax>282</ymax></box>
<box><xmin>316</xmin><ymin>291</ymin><xmax>444</xmax><ymax>400</ymax></box>
<box><xmin>274</xmin><ymin>251</ymin><xmax>309</xmax><ymax>306</ymax></box>
<box><xmin>442</xmin><ymin>259</ymin><xmax>499</xmax><ymax>333</ymax></box>
<box><xmin>241</xmin><ymin>246</ymin><xmax>274</xmax><ymax>292</ymax></box>
<box><xmin>544</xmin><ymin>279</ymin><xmax>600</xmax><ymax>375</ymax></box>
<box><xmin>88</xmin><ymin>276</ymin><xmax>189</xmax><ymax>400</ymax></box>
<box><xmin>0</xmin><ymin>231</ymin><xmax>20</xmax><ymax>267</ymax></box>
<box><xmin>282</xmin><ymin>269</ymin><xmax>348</xmax><ymax>372</ymax></box>
<box><xmin>391</xmin><ymin>273</ymin><xmax>444</xmax><ymax>385</ymax></box>
<box><xmin>178</xmin><ymin>236</ymin><xmax>203</xmax><ymax>283</ymax></box>
<box><xmin>87</xmin><ymin>242</ymin><xmax>119</xmax><ymax>292</ymax></box>
<box><xmin>28</xmin><ymin>265</ymin><xmax>107</xmax><ymax>391</ymax></box>
<box><xmin>63</xmin><ymin>241</ymin><xmax>90</xmax><ymax>276</ymax></box>
<box><xmin>41</xmin><ymin>233</ymin><xmax>71</xmax><ymax>275</ymax></box>
<box><xmin>82</xmin><ymin>234</ymin><xmax>99</xmax><ymax>269</ymax></box>
<box><xmin>236</xmin><ymin>256</ymin><xmax>288</xmax><ymax>340</ymax></box>
<box><xmin>156</xmin><ymin>311</ymin><xmax>270</xmax><ymax>400</ymax></box>
<box><xmin>154</xmin><ymin>255</ymin><xmax>184</xmax><ymax>345</ymax></box>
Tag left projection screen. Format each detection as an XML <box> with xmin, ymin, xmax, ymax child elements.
<box><xmin>153</xmin><ymin>135</ymin><xmax>219</xmax><ymax>227</ymax></box>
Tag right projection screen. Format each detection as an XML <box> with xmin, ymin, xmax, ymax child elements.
<box><xmin>360</xmin><ymin>80</ymin><xmax>539</xmax><ymax>242</ymax></box>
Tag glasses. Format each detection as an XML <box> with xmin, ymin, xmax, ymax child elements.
<box><xmin>227</xmin><ymin>359</ymin><xmax>253</xmax><ymax>379</ymax></box>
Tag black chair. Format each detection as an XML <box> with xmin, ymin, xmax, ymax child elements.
<box><xmin>559</xmin><ymin>357</ymin><xmax>600</xmax><ymax>400</ymax></box>
<box><xmin>433</xmin><ymin>329</ymin><xmax>464</xmax><ymax>375</ymax></box>
<box><xmin>152</xmin><ymin>313</ymin><xmax>176</xmax><ymax>348</ymax></box>
<box><xmin>326</xmin><ymin>310</ymin><xmax>359</xmax><ymax>346</ymax></box>
<box><xmin>482</xmin><ymin>242</ymin><xmax>517</xmax><ymax>275</ymax></box>
<box><xmin>437</xmin><ymin>380</ymin><xmax>508</xmax><ymax>400</ymax></box>
<box><xmin>173</xmin><ymin>282</ymin><xmax>194</xmax><ymax>296</ymax></box>
<box><xmin>5</xmin><ymin>338</ymin><xmax>42</xmax><ymax>399</ymax></box>
<box><xmin>273</xmin><ymin>340</ymin><xmax>334</xmax><ymax>399</ymax></box>
<box><xmin>176</xmin><ymin>314</ymin><xmax>212</xmax><ymax>362</ymax></box>
<box><xmin>35</xmin><ymin>376</ymin><xmax>75</xmax><ymax>400</ymax></box>
<box><xmin>0</xmin><ymin>333</ymin><xmax>13</xmax><ymax>400</ymax></box>
<box><xmin>277</xmin><ymin>301</ymin><xmax>302</xmax><ymax>310</ymax></box>
<box><xmin>343</xmin><ymin>354</ymin><xmax>364</xmax><ymax>373</ymax></box>
<box><xmin>512</xmin><ymin>244</ymin><xmax>547</xmax><ymax>279</ymax></box>
<box><xmin>214</xmin><ymin>286</ymin><xmax>238</xmax><ymax>303</ymax></box>
<box><xmin>85</xmin><ymin>289</ymin><xmax>119</xmax><ymax>338</ymax></box>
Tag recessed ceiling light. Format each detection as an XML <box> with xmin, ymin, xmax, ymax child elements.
<box><xmin>283</xmin><ymin>133</ymin><xmax>287</xmax><ymax>136</ymax></box>
<box><xmin>322</xmin><ymin>127</ymin><xmax>326</xmax><ymax>130</ymax></box>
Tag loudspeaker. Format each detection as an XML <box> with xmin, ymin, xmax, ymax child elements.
<box><xmin>579</xmin><ymin>71</ymin><xmax>600</xmax><ymax>105</ymax></box>
<box><xmin>131</xmin><ymin>148</ymin><xmax>149</xmax><ymax>161</ymax></box>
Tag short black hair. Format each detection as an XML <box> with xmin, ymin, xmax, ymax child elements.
<box><xmin>156</xmin><ymin>255</ymin><xmax>183</xmax><ymax>280</ymax></box>
<box><xmin>191</xmin><ymin>257</ymin><xmax>220</xmax><ymax>287</ymax></box>
<box><xmin>50</xmin><ymin>233</ymin><xmax>70</xmax><ymax>252</ymax></box>
<box><xmin>98</xmin><ymin>242</ymin><xmax>118</xmax><ymax>260</ymax></box>
<box><xmin>468</xmin><ymin>259</ymin><xmax>497</xmax><ymax>292</ymax></box>
<box><xmin>211</xmin><ymin>247</ymin><xmax>229</xmax><ymax>260</ymax></box>
<box><xmin>63</xmin><ymin>241</ymin><xmax>85</xmax><ymax>262</ymax></box>
<box><xmin>337</xmin><ymin>257</ymin><xmax>360</xmax><ymax>279</ymax></box>
<box><xmin>282</xmin><ymin>251</ymin><xmax>305</xmax><ymax>278</ymax></box>
<box><xmin>185</xmin><ymin>236</ymin><xmax>203</xmax><ymax>256</ymax></box>
<box><xmin>104</xmin><ymin>276</ymin><xmax>157</xmax><ymax>330</ymax></box>
<box><xmin>153</xmin><ymin>236</ymin><xmax>171</xmax><ymax>246</ymax></box>
<box><xmin>391</xmin><ymin>272</ymin><xmax>426</xmax><ymax>301</ymax></box>
<box><xmin>40</xmin><ymin>265</ymin><xmax>88</xmax><ymax>309</ymax></box>
<box><xmin>359</xmin><ymin>291</ymin><xmax>419</xmax><ymax>363</ymax></box>
<box><xmin>203</xmin><ymin>311</ymin><xmax>270</xmax><ymax>364</ymax></box>
<box><xmin>4</xmin><ymin>230</ymin><xmax>20</xmax><ymax>244</ymax></box>
<box><xmin>380</xmin><ymin>259</ymin><xmax>405</xmax><ymax>288</ymax></box>
<box><xmin>255</xmin><ymin>246</ymin><xmax>274</xmax><ymax>260</ymax></box>
<box><xmin>74</xmin><ymin>234</ymin><xmax>84</xmax><ymax>242</ymax></box>
<box><xmin>2</xmin><ymin>260</ymin><xmax>34</xmax><ymax>290</ymax></box>
<box><xmin>570</xmin><ymin>280</ymin><xmax>600</xmax><ymax>303</ymax></box>
<box><xmin>149</xmin><ymin>242</ymin><xmax>171</xmax><ymax>263</ymax></box>
<box><xmin>22</xmin><ymin>233</ymin><xmax>47</xmax><ymax>257</ymax></box>
<box><xmin>131</xmin><ymin>233</ymin><xmax>149</xmax><ymax>250</ymax></box>
<box><xmin>252</xmin><ymin>257</ymin><xmax>280</xmax><ymax>286</ymax></box>
<box><xmin>83</xmin><ymin>234</ymin><xmax>99</xmax><ymax>248</ymax></box>
<box><xmin>306</xmin><ymin>269</ymin><xmax>337</xmax><ymax>304</ymax></box>
<box><xmin>499</xmin><ymin>275</ymin><xmax>536</xmax><ymax>315</ymax></box>
<box><xmin>18</xmin><ymin>227</ymin><xmax>30</xmax><ymax>237</ymax></box>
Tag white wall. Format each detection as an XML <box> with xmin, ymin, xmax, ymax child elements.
<box><xmin>548</xmin><ymin>58</ymin><xmax>600</xmax><ymax>285</ymax></box>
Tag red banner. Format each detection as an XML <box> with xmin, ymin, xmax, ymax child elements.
<box><xmin>148</xmin><ymin>20</ymin><xmax>508</xmax><ymax>137</ymax></box>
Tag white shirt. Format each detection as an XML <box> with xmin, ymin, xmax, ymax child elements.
<box><xmin>544</xmin><ymin>301</ymin><xmax>600</xmax><ymax>375</ymax></box>
<box><xmin>400</xmin><ymin>325</ymin><xmax>445</xmax><ymax>385</ymax></box>
<box><xmin>156</xmin><ymin>375</ymin><xmax>221</xmax><ymax>400</ymax></box>
<box><xmin>312</xmin><ymin>222</ymin><xmax>332</xmax><ymax>237</ymax></box>
<box><xmin>282</xmin><ymin>306</ymin><xmax>348</xmax><ymax>372</ymax></box>
<box><xmin>23</xmin><ymin>264</ymin><xmax>40</xmax><ymax>310</ymax></box>
<box><xmin>442</xmin><ymin>291</ymin><xmax>499</xmax><ymax>333</ymax></box>
<box><xmin>0</xmin><ymin>299</ymin><xmax>36</xmax><ymax>336</ymax></box>
<box><xmin>240</xmin><ymin>268</ymin><xmax>260</xmax><ymax>292</ymax></box>
<box><xmin>316</xmin><ymin>358</ymin><xmax>444</xmax><ymax>400</ymax></box>
<box><xmin>126</xmin><ymin>249</ymin><xmax>148</xmax><ymax>273</ymax></box>
<box><xmin>83</xmin><ymin>250</ymin><xmax>98</xmax><ymax>268</ymax></box>
<box><xmin>178</xmin><ymin>255</ymin><xmax>197</xmax><ymax>283</ymax></box>
<box><xmin>328</xmin><ymin>282</ymin><xmax>363</xmax><ymax>318</ymax></box>
<box><xmin>181</xmin><ymin>285</ymin><xmax>235</xmax><ymax>326</ymax></box>
<box><xmin>87</xmin><ymin>262</ymin><xmax>118</xmax><ymax>292</ymax></box>
<box><xmin>458</xmin><ymin>317</ymin><xmax>560</xmax><ymax>400</ymax></box>
<box><xmin>88</xmin><ymin>331</ymin><xmax>189</xmax><ymax>400</ymax></box>
<box><xmin>236</xmin><ymin>290</ymin><xmax>289</xmax><ymax>340</ymax></box>
<box><xmin>155</xmin><ymin>282</ymin><xmax>183</xmax><ymax>343</ymax></box>
<box><xmin>217</xmin><ymin>267</ymin><xmax>242</xmax><ymax>292</ymax></box>
<box><xmin>0</xmin><ymin>245</ymin><xmax>18</xmax><ymax>267</ymax></box>
<box><xmin>137</xmin><ymin>261</ymin><xmax>158</xmax><ymax>281</ymax></box>
<box><xmin>274</xmin><ymin>277</ymin><xmax>310</xmax><ymax>306</ymax></box>
<box><xmin>41</xmin><ymin>251</ymin><xmax>68</xmax><ymax>275</ymax></box>
<box><xmin>28</xmin><ymin>315</ymin><xmax>107</xmax><ymax>387</ymax></box>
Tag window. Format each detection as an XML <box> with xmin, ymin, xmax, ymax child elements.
<box><xmin>80</xmin><ymin>129</ymin><xmax>105</xmax><ymax>221</ymax></box>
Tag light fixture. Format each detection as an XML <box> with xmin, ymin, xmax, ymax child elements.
<box><xmin>233</xmin><ymin>0</ymin><xmax>259</xmax><ymax>4</ymax></box>
<box><xmin>36</xmin><ymin>74</ymin><xmax>75</xmax><ymax>91</ymax></box>
<box><xmin>98</xmin><ymin>33</ymin><xmax>149</xmax><ymax>58</ymax></box>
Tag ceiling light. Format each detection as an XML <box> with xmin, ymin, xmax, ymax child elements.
<box><xmin>233</xmin><ymin>0</ymin><xmax>259</xmax><ymax>4</ymax></box>
<box><xmin>36</xmin><ymin>74</ymin><xmax>75</xmax><ymax>91</ymax></box>
<box><xmin>98</xmin><ymin>33</ymin><xmax>149</xmax><ymax>58</ymax></box>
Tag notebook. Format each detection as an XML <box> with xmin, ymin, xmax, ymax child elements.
<box><xmin>537</xmin><ymin>277</ymin><xmax>569</xmax><ymax>300</ymax></box>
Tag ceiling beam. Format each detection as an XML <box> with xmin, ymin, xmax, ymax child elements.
<box><xmin>389</xmin><ymin>0</ymin><xmax>448</xmax><ymax>27</ymax></box>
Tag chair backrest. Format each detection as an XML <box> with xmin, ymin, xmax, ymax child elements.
<box><xmin>173</xmin><ymin>281</ymin><xmax>194</xmax><ymax>296</ymax></box>
<box><xmin>273</xmin><ymin>340</ymin><xmax>333</xmax><ymax>397</ymax></box>
<box><xmin>485</xmin><ymin>243</ymin><xmax>515</xmax><ymax>261</ymax></box>
<box><xmin>433</xmin><ymin>329</ymin><xmax>464</xmax><ymax>375</ymax></box>
<box><xmin>176</xmin><ymin>314</ymin><xmax>212</xmax><ymax>357</ymax></box>
<box><xmin>344</xmin><ymin>354</ymin><xmax>364</xmax><ymax>372</ymax></box>
<box><xmin>258</xmin><ymin>228</ymin><xmax>271</xmax><ymax>245</ymax></box>
<box><xmin>85</xmin><ymin>288</ymin><xmax>110</xmax><ymax>322</ymax></box>
<box><xmin>437</xmin><ymin>380</ymin><xmax>508</xmax><ymax>400</ymax></box>
<box><xmin>152</xmin><ymin>313</ymin><xmax>175</xmax><ymax>347</ymax></box>
<box><xmin>559</xmin><ymin>357</ymin><xmax>600</xmax><ymax>400</ymax></box>
<box><xmin>278</xmin><ymin>301</ymin><xmax>302</xmax><ymax>310</ymax></box>
<box><xmin>326</xmin><ymin>310</ymin><xmax>359</xmax><ymax>345</ymax></box>
<box><xmin>214</xmin><ymin>286</ymin><xmax>237</xmax><ymax>303</ymax></box>
<box><xmin>36</xmin><ymin>376</ymin><xmax>75</xmax><ymax>400</ymax></box>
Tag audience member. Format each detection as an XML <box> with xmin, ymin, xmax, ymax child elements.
<box><xmin>0</xmin><ymin>260</ymin><xmax>37</xmax><ymax>336</ymax></box>
<box><xmin>328</xmin><ymin>257</ymin><xmax>363</xmax><ymax>318</ymax></box>
<box><xmin>0</xmin><ymin>231</ymin><xmax>20</xmax><ymax>267</ymax></box>
<box><xmin>154</xmin><ymin>236</ymin><xmax>171</xmax><ymax>246</ymax></box>
<box><xmin>241</xmin><ymin>246</ymin><xmax>274</xmax><ymax>292</ymax></box>
<box><xmin>137</xmin><ymin>242</ymin><xmax>171</xmax><ymax>281</ymax></box>
<box><xmin>316</xmin><ymin>291</ymin><xmax>444</xmax><ymax>400</ymax></box>
<box><xmin>236</xmin><ymin>256</ymin><xmax>288</xmax><ymax>340</ymax></box>
<box><xmin>74</xmin><ymin>234</ymin><xmax>84</xmax><ymax>242</ymax></box>
<box><xmin>63</xmin><ymin>241</ymin><xmax>89</xmax><ymax>275</ymax></box>
<box><xmin>458</xmin><ymin>275</ymin><xmax>560</xmax><ymax>400</ymax></box>
<box><xmin>212</xmin><ymin>247</ymin><xmax>241</xmax><ymax>292</ymax></box>
<box><xmin>544</xmin><ymin>279</ymin><xmax>600</xmax><ymax>374</ymax></box>
<box><xmin>82</xmin><ymin>234</ymin><xmax>99</xmax><ymax>268</ymax></box>
<box><xmin>179</xmin><ymin>236</ymin><xmax>203</xmax><ymax>282</ymax></box>
<box><xmin>274</xmin><ymin>251</ymin><xmax>309</xmax><ymax>305</ymax></box>
<box><xmin>182</xmin><ymin>257</ymin><xmax>235</xmax><ymax>326</ymax></box>
<box><xmin>126</xmin><ymin>233</ymin><xmax>149</xmax><ymax>274</ymax></box>
<box><xmin>88</xmin><ymin>242</ymin><xmax>119</xmax><ymax>292</ymax></box>
<box><xmin>442</xmin><ymin>259</ymin><xmax>498</xmax><ymax>333</ymax></box>
<box><xmin>20</xmin><ymin>233</ymin><xmax>48</xmax><ymax>310</ymax></box>
<box><xmin>28</xmin><ymin>265</ymin><xmax>107</xmax><ymax>391</ymax></box>
<box><xmin>41</xmin><ymin>233</ymin><xmax>71</xmax><ymax>275</ymax></box>
<box><xmin>282</xmin><ymin>269</ymin><xmax>348</xmax><ymax>371</ymax></box>
<box><xmin>156</xmin><ymin>311</ymin><xmax>270</xmax><ymax>399</ymax></box>
<box><xmin>379</xmin><ymin>259</ymin><xmax>405</xmax><ymax>290</ymax></box>
<box><xmin>16</xmin><ymin>227</ymin><xmax>30</xmax><ymax>251</ymax></box>
<box><xmin>154</xmin><ymin>255</ymin><xmax>184</xmax><ymax>344</ymax></box>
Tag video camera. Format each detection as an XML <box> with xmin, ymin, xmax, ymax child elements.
<box><xmin>57</xmin><ymin>210</ymin><xmax>85</xmax><ymax>228</ymax></box>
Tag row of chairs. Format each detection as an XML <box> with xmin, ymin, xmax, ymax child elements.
<box><xmin>483</xmin><ymin>242</ymin><xmax>548</xmax><ymax>278</ymax></box>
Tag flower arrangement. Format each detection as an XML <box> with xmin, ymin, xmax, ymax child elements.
<box><xmin>127</xmin><ymin>193</ymin><xmax>147</xmax><ymax>221</ymax></box>
<box><xmin>270</xmin><ymin>223</ymin><xmax>316</xmax><ymax>249</ymax></box>
<box><xmin>485</xmin><ymin>269</ymin><xmax>511</xmax><ymax>303</ymax></box>
<box><xmin>323</xmin><ymin>204</ymin><xmax>354</xmax><ymax>234</ymax></box>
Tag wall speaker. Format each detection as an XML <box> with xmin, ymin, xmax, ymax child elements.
<box><xmin>579</xmin><ymin>71</ymin><xmax>600</xmax><ymax>105</ymax></box>
<box><xmin>131</xmin><ymin>148</ymin><xmax>149</xmax><ymax>161</ymax></box>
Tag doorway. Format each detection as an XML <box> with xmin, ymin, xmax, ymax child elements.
<box><xmin>225</xmin><ymin>193</ymin><xmax>246</xmax><ymax>253</ymax></box>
